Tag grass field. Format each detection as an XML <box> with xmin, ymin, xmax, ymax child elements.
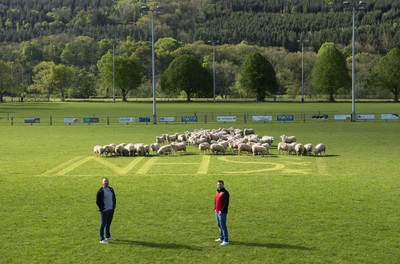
<box><xmin>1</xmin><ymin>102</ymin><xmax>399</xmax><ymax>263</ymax></box>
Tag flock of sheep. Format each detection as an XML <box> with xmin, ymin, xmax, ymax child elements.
<box><xmin>93</xmin><ymin>127</ymin><xmax>326</xmax><ymax>157</ymax></box>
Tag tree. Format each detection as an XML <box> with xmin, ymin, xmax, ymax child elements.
<box><xmin>374</xmin><ymin>48</ymin><xmax>400</xmax><ymax>102</ymax></box>
<box><xmin>0</xmin><ymin>60</ymin><xmax>12</xmax><ymax>102</ymax></box>
<box><xmin>49</xmin><ymin>64</ymin><xmax>75</xmax><ymax>101</ymax></box>
<box><xmin>68</xmin><ymin>69</ymin><xmax>97</xmax><ymax>98</ymax></box>
<box><xmin>155</xmin><ymin>37</ymin><xmax>182</xmax><ymax>72</ymax></box>
<box><xmin>215</xmin><ymin>60</ymin><xmax>240</xmax><ymax>99</ymax></box>
<box><xmin>238</xmin><ymin>52</ymin><xmax>278</xmax><ymax>101</ymax></box>
<box><xmin>97</xmin><ymin>51</ymin><xmax>113</xmax><ymax>97</ymax></box>
<box><xmin>29</xmin><ymin>61</ymin><xmax>56</xmax><ymax>101</ymax></box>
<box><xmin>60</xmin><ymin>36</ymin><xmax>99</xmax><ymax>68</ymax></box>
<box><xmin>97</xmin><ymin>52</ymin><xmax>144</xmax><ymax>101</ymax></box>
<box><xmin>311</xmin><ymin>42</ymin><xmax>350</xmax><ymax>102</ymax></box>
<box><xmin>161</xmin><ymin>54</ymin><xmax>212</xmax><ymax>101</ymax></box>
<box><xmin>29</xmin><ymin>62</ymin><xmax>75</xmax><ymax>101</ymax></box>
<box><xmin>115</xmin><ymin>56</ymin><xmax>144</xmax><ymax>101</ymax></box>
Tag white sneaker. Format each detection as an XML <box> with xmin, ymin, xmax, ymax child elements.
<box><xmin>106</xmin><ymin>237</ymin><xmax>116</xmax><ymax>241</ymax></box>
<box><xmin>215</xmin><ymin>238</ymin><xmax>223</xmax><ymax>242</ymax></box>
<box><xmin>100</xmin><ymin>240</ymin><xmax>109</xmax><ymax>244</ymax></box>
<box><xmin>220</xmin><ymin>241</ymin><xmax>229</xmax><ymax>246</ymax></box>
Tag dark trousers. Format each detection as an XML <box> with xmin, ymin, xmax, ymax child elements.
<box><xmin>99</xmin><ymin>209</ymin><xmax>114</xmax><ymax>241</ymax></box>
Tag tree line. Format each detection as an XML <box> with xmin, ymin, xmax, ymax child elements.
<box><xmin>0</xmin><ymin>34</ymin><xmax>398</xmax><ymax>102</ymax></box>
<box><xmin>1</xmin><ymin>0</ymin><xmax>400</xmax><ymax>53</ymax></box>
<box><xmin>0</xmin><ymin>0</ymin><xmax>399</xmax><ymax>102</ymax></box>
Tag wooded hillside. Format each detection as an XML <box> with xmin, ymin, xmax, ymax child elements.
<box><xmin>1</xmin><ymin>0</ymin><xmax>399</xmax><ymax>53</ymax></box>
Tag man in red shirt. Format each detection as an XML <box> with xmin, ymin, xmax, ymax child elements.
<box><xmin>214</xmin><ymin>180</ymin><xmax>230</xmax><ymax>246</ymax></box>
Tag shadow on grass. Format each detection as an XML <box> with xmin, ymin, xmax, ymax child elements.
<box><xmin>232</xmin><ymin>241</ymin><xmax>314</xmax><ymax>251</ymax></box>
<box><xmin>112</xmin><ymin>239</ymin><xmax>202</xmax><ymax>251</ymax></box>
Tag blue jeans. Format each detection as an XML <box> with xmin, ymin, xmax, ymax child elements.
<box><xmin>99</xmin><ymin>209</ymin><xmax>114</xmax><ymax>241</ymax></box>
<box><xmin>216</xmin><ymin>213</ymin><xmax>228</xmax><ymax>242</ymax></box>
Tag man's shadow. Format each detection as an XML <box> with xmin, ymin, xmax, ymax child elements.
<box><xmin>232</xmin><ymin>241</ymin><xmax>314</xmax><ymax>250</ymax></box>
<box><xmin>113</xmin><ymin>239</ymin><xmax>313</xmax><ymax>251</ymax></box>
<box><xmin>113</xmin><ymin>239</ymin><xmax>202</xmax><ymax>251</ymax></box>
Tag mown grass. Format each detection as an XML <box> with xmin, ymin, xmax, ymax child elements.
<box><xmin>1</xmin><ymin>102</ymin><xmax>399</xmax><ymax>263</ymax></box>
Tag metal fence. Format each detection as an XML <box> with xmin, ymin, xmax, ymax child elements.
<box><xmin>0</xmin><ymin>111</ymin><xmax>398</xmax><ymax>126</ymax></box>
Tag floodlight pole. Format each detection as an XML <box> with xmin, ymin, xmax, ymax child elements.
<box><xmin>301</xmin><ymin>41</ymin><xmax>304</xmax><ymax>103</ymax></box>
<box><xmin>112</xmin><ymin>39</ymin><xmax>116</xmax><ymax>103</ymax></box>
<box><xmin>142</xmin><ymin>5</ymin><xmax>163</xmax><ymax>124</ymax></box>
<box><xmin>351</xmin><ymin>5</ymin><xmax>356</xmax><ymax>122</ymax></box>
<box><xmin>343</xmin><ymin>0</ymin><xmax>366</xmax><ymax>122</ymax></box>
<box><xmin>208</xmin><ymin>40</ymin><xmax>219</xmax><ymax>102</ymax></box>
<box><xmin>151</xmin><ymin>10</ymin><xmax>156</xmax><ymax>123</ymax></box>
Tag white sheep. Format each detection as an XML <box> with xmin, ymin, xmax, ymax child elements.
<box><xmin>134</xmin><ymin>143</ymin><xmax>146</xmax><ymax>156</ymax></box>
<box><xmin>252</xmin><ymin>144</ymin><xmax>269</xmax><ymax>156</ymax></box>
<box><xmin>277</xmin><ymin>142</ymin><xmax>288</xmax><ymax>154</ymax></box>
<box><xmin>261</xmin><ymin>143</ymin><xmax>270</xmax><ymax>150</ymax></box>
<box><xmin>280</xmin><ymin>134</ymin><xmax>296</xmax><ymax>143</ymax></box>
<box><xmin>150</xmin><ymin>143</ymin><xmax>161</xmax><ymax>153</ymax></box>
<box><xmin>228</xmin><ymin>139</ymin><xmax>241</xmax><ymax>153</ymax></box>
<box><xmin>210</xmin><ymin>143</ymin><xmax>226</xmax><ymax>155</ymax></box>
<box><xmin>157</xmin><ymin>145</ymin><xmax>174</xmax><ymax>156</ymax></box>
<box><xmin>238</xmin><ymin>143</ymin><xmax>252</xmax><ymax>155</ymax></box>
<box><xmin>294</xmin><ymin>143</ymin><xmax>304</xmax><ymax>156</ymax></box>
<box><xmin>155</xmin><ymin>135</ymin><xmax>166</xmax><ymax>144</ymax></box>
<box><xmin>198</xmin><ymin>142</ymin><xmax>210</xmax><ymax>155</ymax></box>
<box><xmin>260</xmin><ymin>136</ymin><xmax>274</xmax><ymax>145</ymax></box>
<box><xmin>124</xmin><ymin>143</ymin><xmax>136</xmax><ymax>156</ymax></box>
<box><xmin>277</xmin><ymin>142</ymin><xmax>295</xmax><ymax>154</ymax></box>
<box><xmin>170</xmin><ymin>142</ymin><xmax>187</xmax><ymax>153</ymax></box>
<box><xmin>314</xmin><ymin>143</ymin><xmax>326</xmax><ymax>156</ymax></box>
<box><xmin>303</xmin><ymin>144</ymin><xmax>313</xmax><ymax>155</ymax></box>
<box><xmin>94</xmin><ymin>145</ymin><xmax>104</xmax><ymax>156</ymax></box>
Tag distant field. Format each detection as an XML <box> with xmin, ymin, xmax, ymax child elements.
<box><xmin>1</xmin><ymin>102</ymin><xmax>399</xmax><ymax>263</ymax></box>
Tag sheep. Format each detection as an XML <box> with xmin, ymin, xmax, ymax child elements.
<box><xmin>303</xmin><ymin>144</ymin><xmax>313</xmax><ymax>156</ymax></box>
<box><xmin>157</xmin><ymin>144</ymin><xmax>174</xmax><ymax>156</ymax></box>
<box><xmin>277</xmin><ymin>142</ymin><xmax>295</xmax><ymax>154</ymax></box>
<box><xmin>261</xmin><ymin>143</ymin><xmax>270</xmax><ymax>150</ymax></box>
<box><xmin>102</xmin><ymin>144</ymin><xmax>115</xmax><ymax>156</ymax></box>
<box><xmin>252</xmin><ymin>144</ymin><xmax>269</xmax><ymax>156</ymax></box>
<box><xmin>287</xmin><ymin>144</ymin><xmax>296</xmax><ymax>155</ymax></box>
<box><xmin>198</xmin><ymin>142</ymin><xmax>210</xmax><ymax>155</ymax></box>
<box><xmin>210</xmin><ymin>143</ymin><xmax>226</xmax><ymax>155</ymax></box>
<box><xmin>280</xmin><ymin>134</ymin><xmax>296</xmax><ymax>143</ymax></box>
<box><xmin>115</xmin><ymin>144</ymin><xmax>128</xmax><ymax>156</ymax></box>
<box><xmin>143</xmin><ymin>144</ymin><xmax>150</xmax><ymax>156</ymax></box>
<box><xmin>134</xmin><ymin>143</ymin><xmax>146</xmax><ymax>156</ymax></box>
<box><xmin>217</xmin><ymin>140</ymin><xmax>229</xmax><ymax>149</ymax></box>
<box><xmin>150</xmin><ymin>143</ymin><xmax>161</xmax><ymax>153</ymax></box>
<box><xmin>238</xmin><ymin>143</ymin><xmax>252</xmax><ymax>155</ymax></box>
<box><xmin>170</xmin><ymin>142</ymin><xmax>187</xmax><ymax>153</ymax></box>
<box><xmin>177</xmin><ymin>134</ymin><xmax>186</xmax><ymax>142</ymax></box>
<box><xmin>124</xmin><ymin>143</ymin><xmax>136</xmax><ymax>156</ymax></box>
<box><xmin>166</xmin><ymin>133</ymin><xmax>179</xmax><ymax>142</ymax></box>
<box><xmin>294</xmin><ymin>143</ymin><xmax>304</xmax><ymax>156</ymax></box>
<box><xmin>94</xmin><ymin>145</ymin><xmax>104</xmax><ymax>156</ymax></box>
<box><xmin>260</xmin><ymin>136</ymin><xmax>274</xmax><ymax>145</ymax></box>
<box><xmin>314</xmin><ymin>143</ymin><xmax>326</xmax><ymax>156</ymax></box>
<box><xmin>244</xmin><ymin>128</ymin><xmax>255</xmax><ymax>135</ymax></box>
<box><xmin>228</xmin><ymin>139</ymin><xmax>241</xmax><ymax>153</ymax></box>
<box><xmin>155</xmin><ymin>135</ymin><xmax>166</xmax><ymax>144</ymax></box>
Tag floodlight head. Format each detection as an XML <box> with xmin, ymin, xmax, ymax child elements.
<box><xmin>343</xmin><ymin>0</ymin><xmax>350</xmax><ymax>11</ymax></box>
<box><xmin>156</xmin><ymin>6</ymin><xmax>163</xmax><ymax>14</ymax></box>
<box><xmin>141</xmin><ymin>5</ymin><xmax>149</xmax><ymax>14</ymax></box>
<box><xmin>358</xmin><ymin>0</ymin><xmax>366</xmax><ymax>10</ymax></box>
